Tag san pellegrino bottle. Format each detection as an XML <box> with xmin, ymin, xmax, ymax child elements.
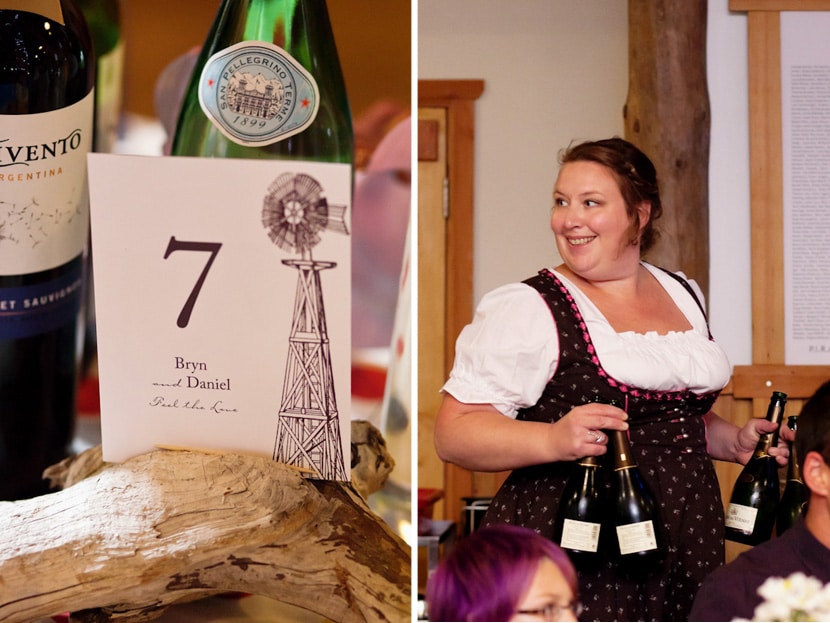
<box><xmin>725</xmin><ymin>390</ymin><xmax>787</xmax><ymax>545</ymax></box>
<box><xmin>552</xmin><ymin>397</ymin><xmax>609</xmax><ymax>570</ymax></box>
<box><xmin>608</xmin><ymin>427</ymin><xmax>665</xmax><ymax>572</ymax></box>
<box><xmin>0</xmin><ymin>1</ymin><xmax>95</xmax><ymax>500</ymax></box>
<box><xmin>776</xmin><ymin>415</ymin><xmax>808</xmax><ymax>535</ymax></box>
<box><xmin>171</xmin><ymin>0</ymin><xmax>353</xmax><ymax>165</ymax></box>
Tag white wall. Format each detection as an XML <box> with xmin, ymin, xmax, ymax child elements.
<box><xmin>418</xmin><ymin>0</ymin><xmax>753</xmax><ymax>368</ymax></box>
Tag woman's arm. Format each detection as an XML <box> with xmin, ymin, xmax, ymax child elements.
<box><xmin>704</xmin><ymin>410</ymin><xmax>793</xmax><ymax>465</ymax></box>
<box><xmin>434</xmin><ymin>393</ymin><xmax>629</xmax><ymax>472</ymax></box>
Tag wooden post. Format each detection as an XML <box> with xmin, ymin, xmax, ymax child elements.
<box><xmin>625</xmin><ymin>0</ymin><xmax>711</xmax><ymax>298</ymax></box>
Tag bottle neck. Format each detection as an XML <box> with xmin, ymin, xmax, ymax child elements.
<box><xmin>788</xmin><ymin>444</ymin><xmax>802</xmax><ymax>480</ymax></box>
<box><xmin>610</xmin><ymin>430</ymin><xmax>637</xmax><ymax>470</ymax></box>
<box><xmin>578</xmin><ymin>455</ymin><xmax>600</xmax><ymax>468</ymax></box>
<box><xmin>756</xmin><ymin>394</ymin><xmax>787</xmax><ymax>455</ymax></box>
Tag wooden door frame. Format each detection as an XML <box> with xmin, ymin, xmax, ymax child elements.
<box><xmin>418</xmin><ymin>80</ymin><xmax>484</xmax><ymax>526</ymax></box>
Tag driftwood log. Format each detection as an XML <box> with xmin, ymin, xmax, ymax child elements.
<box><xmin>0</xmin><ymin>423</ymin><xmax>410</xmax><ymax>623</ymax></box>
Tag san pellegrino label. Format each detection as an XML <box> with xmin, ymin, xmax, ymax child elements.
<box><xmin>198</xmin><ymin>41</ymin><xmax>320</xmax><ymax>147</ymax></box>
<box><xmin>0</xmin><ymin>91</ymin><xmax>94</xmax><ymax>275</ymax></box>
<box><xmin>0</xmin><ymin>1</ymin><xmax>64</xmax><ymax>23</ymax></box>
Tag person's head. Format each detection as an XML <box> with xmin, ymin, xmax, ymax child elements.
<box><xmin>553</xmin><ymin>137</ymin><xmax>662</xmax><ymax>259</ymax></box>
<box><xmin>426</xmin><ymin>524</ymin><xmax>579</xmax><ymax>622</ymax></box>
<box><xmin>796</xmin><ymin>380</ymin><xmax>830</xmax><ymax>510</ymax></box>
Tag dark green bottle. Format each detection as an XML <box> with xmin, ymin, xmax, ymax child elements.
<box><xmin>776</xmin><ymin>415</ymin><xmax>808</xmax><ymax>535</ymax></box>
<box><xmin>608</xmin><ymin>427</ymin><xmax>665</xmax><ymax>574</ymax></box>
<box><xmin>552</xmin><ymin>396</ymin><xmax>608</xmax><ymax>571</ymax></box>
<box><xmin>552</xmin><ymin>453</ymin><xmax>603</xmax><ymax>571</ymax></box>
<box><xmin>725</xmin><ymin>390</ymin><xmax>787</xmax><ymax>545</ymax></box>
<box><xmin>77</xmin><ymin>0</ymin><xmax>123</xmax><ymax>153</ymax></box>
<box><xmin>77</xmin><ymin>0</ymin><xmax>123</xmax><ymax>375</ymax></box>
<box><xmin>171</xmin><ymin>0</ymin><xmax>353</xmax><ymax>165</ymax></box>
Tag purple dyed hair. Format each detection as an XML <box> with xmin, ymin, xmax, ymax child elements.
<box><xmin>425</xmin><ymin>524</ymin><xmax>578</xmax><ymax>622</ymax></box>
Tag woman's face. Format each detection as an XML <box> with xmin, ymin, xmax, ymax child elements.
<box><xmin>551</xmin><ymin>160</ymin><xmax>646</xmax><ymax>281</ymax></box>
<box><xmin>510</xmin><ymin>558</ymin><xmax>579</xmax><ymax>622</ymax></box>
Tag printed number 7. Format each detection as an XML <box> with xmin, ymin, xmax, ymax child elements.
<box><xmin>163</xmin><ymin>236</ymin><xmax>223</xmax><ymax>328</ymax></box>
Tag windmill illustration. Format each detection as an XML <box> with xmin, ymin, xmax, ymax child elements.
<box><xmin>263</xmin><ymin>172</ymin><xmax>349</xmax><ymax>480</ymax></box>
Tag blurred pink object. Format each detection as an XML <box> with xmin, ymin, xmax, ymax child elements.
<box><xmin>352</xmin><ymin>115</ymin><xmax>411</xmax><ymax>349</ymax></box>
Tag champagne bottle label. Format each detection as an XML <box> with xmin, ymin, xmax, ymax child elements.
<box><xmin>616</xmin><ymin>520</ymin><xmax>658</xmax><ymax>555</ymax></box>
<box><xmin>561</xmin><ymin>518</ymin><xmax>601</xmax><ymax>552</ymax></box>
<box><xmin>0</xmin><ymin>1</ymin><xmax>64</xmax><ymax>23</ymax></box>
<box><xmin>198</xmin><ymin>41</ymin><xmax>320</xmax><ymax>147</ymax></box>
<box><xmin>0</xmin><ymin>91</ymin><xmax>94</xmax><ymax>275</ymax></box>
<box><xmin>725</xmin><ymin>502</ymin><xmax>758</xmax><ymax>531</ymax></box>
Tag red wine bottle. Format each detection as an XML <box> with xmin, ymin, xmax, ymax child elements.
<box><xmin>0</xmin><ymin>1</ymin><xmax>95</xmax><ymax>500</ymax></box>
<box><xmin>553</xmin><ymin>453</ymin><xmax>603</xmax><ymax>570</ymax></box>
<box><xmin>608</xmin><ymin>428</ymin><xmax>665</xmax><ymax>573</ymax></box>
<box><xmin>776</xmin><ymin>415</ymin><xmax>808</xmax><ymax>535</ymax></box>
<box><xmin>725</xmin><ymin>390</ymin><xmax>787</xmax><ymax>545</ymax></box>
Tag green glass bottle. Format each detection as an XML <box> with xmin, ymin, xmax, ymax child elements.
<box><xmin>77</xmin><ymin>0</ymin><xmax>124</xmax><ymax>377</ymax></box>
<box><xmin>171</xmin><ymin>0</ymin><xmax>353</xmax><ymax>165</ymax></box>
<box><xmin>552</xmin><ymin>453</ymin><xmax>603</xmax><ymax>571</ymax></box>
<box><xmin>776</xmin><ymin>415</ymin><xmax>808</xmax><ymax>535</ymax></box>
<box><xmin>607</xmin><ymin>427</ymin><xmax>666</xmax><ymax>574</ymax></box>
<box><xmin>551</xmin><ymin>396</ymin><xmax>609</xmax><ymax>571</ymax></box>
<box><xmin>725</xmin><ymin>390</ymin><xmax>787</xmax><ymax>545</ymax></box>
<box><xmin>77</xmin><ymin>0</ymin><xmax>123</xmax><ymax>153</ymax></box>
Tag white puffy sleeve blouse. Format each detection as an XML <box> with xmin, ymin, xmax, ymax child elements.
<box><xmin>441</xmin><ymin>263</ymin><xmax>732</xmax><ymax>418</ymax></box>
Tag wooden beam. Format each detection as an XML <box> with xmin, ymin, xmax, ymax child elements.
<box><xmin>731</xmin><ymin>0</ymin><xmax>830</xmax><ymax>10</ymax></box>
<box><xmin>746</xmin><ymin>11</ymin><xmax>786</xmax><ymax>362</ymax></box>
<box><xmin>625</xmin><ymin>0</ymin><xmax>711</xmax><ymax>299</ymax></box>
<box><xmin>731</xmin><ymin>364</ymin><xmax>830</xmax><ymax>399</ymax></box>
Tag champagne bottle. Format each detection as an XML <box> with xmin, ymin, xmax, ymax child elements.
<box><xmin>0</xmin><ymin>1</ymin><xmax>95</xmax><ymax>500</ymax></box>
<box><xmin>608</xmin><ymin>427</ymin><xmax>665</xmax><ymax>572</ymax></box>
<box><xmin>725</xmin><ymin>390</ymin><xmax>787</xmax><ymax>545</ymax></box>
<box><xmin>776</xmin><ymin>415</ymin><xmax>808</xmax><ymax>535</ymax></box>
<box><xmin>171</xmin><ymin>0</ymin><xmax>353</xmax><ymax>165</ymax></box>
<box><xmin>552</xmin><ymin>397</ymin><xmax>608</xmax><ymax>570</ymax></box>
<box><xmin>552</xmin><ymin>453</ymin><xmax>603</xmax><ymax>570</ymax></box>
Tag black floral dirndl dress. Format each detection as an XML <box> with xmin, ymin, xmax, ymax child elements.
<box><xmin>482</xmin><ymin>269</ymin><xmax>725</xmax><ymax>622</ymax></box>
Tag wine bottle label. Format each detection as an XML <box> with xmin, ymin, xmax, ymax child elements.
<box><xmin>0</xmin><ymin>1</ymin><xmax>64</xmax><ymax>24</ymax></box>
<box><xmin>616</xmin><ymin>520</ymin><xmax>658</xmax><ymax>555</ymax></box>
<box><xmin>198</xmin><ymin>41</ymin><xmax>320</xmax><ymax>147</ymax></box>
<box><xmin>561</xmin><ymin>518</ymin><xmax>601</xmax><ymax>552</ymax></box>
<box><xmin>0</xmin><ymin>91</ymin><xmax>94</xmax><ymax>275</ymax></box>
<box><xmin>725</xmin><ymin>502</ymin><xmax>758</xmax><ymax>532</ymax></box>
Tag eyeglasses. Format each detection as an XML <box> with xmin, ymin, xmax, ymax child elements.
<box><xmin>515</xmin><ymin>600</ymin><xmax>584</xmax><ymax>621</ymax></box>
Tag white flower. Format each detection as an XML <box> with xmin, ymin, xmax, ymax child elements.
<box><xmin>735</xmin><ymin>572</ymin><xmax>830</xmax><ymax>621</ymax></box>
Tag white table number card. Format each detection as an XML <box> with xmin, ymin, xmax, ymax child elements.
<box><xmin>87</xmin><ymin>153</ymin><xmax>351</xmax><ymax>481</ymax></box>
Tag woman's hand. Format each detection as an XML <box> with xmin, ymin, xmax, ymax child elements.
<box><xmin>734</xmin><ymin>417</ymin><xmax>792</xmax><ymax>466</ymax></box>
<box><xmin>549</xmin><ymin>402</ymin><xmax>629</xmax><ymax>462</ymax></box>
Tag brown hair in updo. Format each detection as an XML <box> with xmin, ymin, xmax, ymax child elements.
<box><xmin>559</xmin><ymin>137</ymin><xmax>662</xmax><ymax>254</ymax></box>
